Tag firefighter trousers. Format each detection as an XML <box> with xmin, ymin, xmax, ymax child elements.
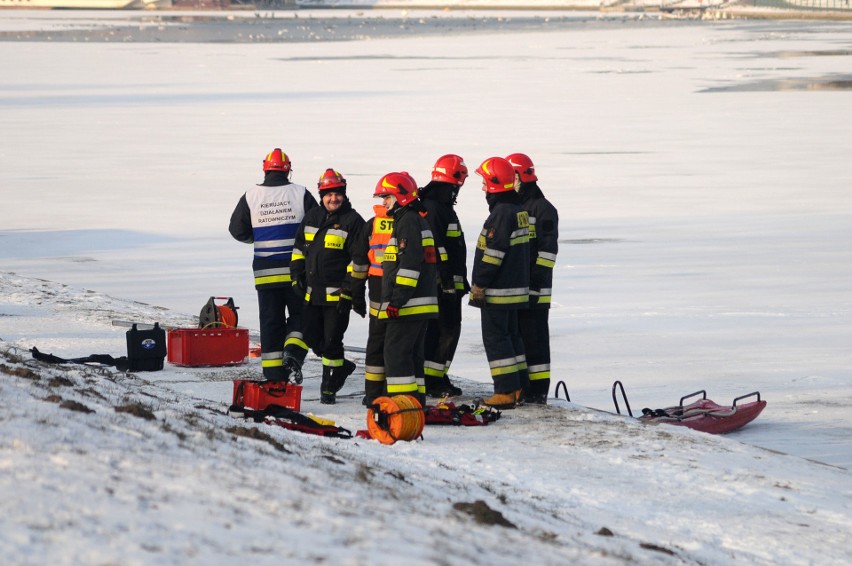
<box><xmin>517</xmin><ymin>308</ymin><xmax>551</xmax><ymax>398</ymax></box>
<box><xmin>423</xmin><ymin>291</ymin><xmax>462</xmax><ymax>385</ymax></box>
<box><xmin>257</xmin><ymin>285</ymin><xmax>305</xmax><ymax>381</ymax></box>
<box><xmin>364</xmin><ymin>316</ymin><xmax>388</xmax><ymax>401</ymax></box>
<box><xmin>480</xmin><ymin>309</ymin><xmax>529</xmax><ymax>395</ymax></box>
<box><xmin>302</xmin><ymin>302</ymin><xmax>351</xmax><ymax>369</ymax></box>
<box><xmin>384</xmin><ymin>318</ymin><xmax>428</xmax><ymax>403</ymax></box>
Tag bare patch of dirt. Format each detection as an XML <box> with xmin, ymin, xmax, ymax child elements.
<box><xmin>115</xmin><ymin>403</ymin><xmax>156</xmax><ymax>421</ymax></box>
<box><xmin>49</xmin><ymin>376</ymin><xmax>75</xmax><ymax>388</ymax></box>
<box><xmin>0</xmin><ymin>363</ymin><xmax>39</xmax><ymax>380</ymax></box>
<box><xmin>226</xmin><ymin>425</ymin><xmax>291</xmax><ymax>454</ymax></box>
<box><xmin>453</xmin><ymin>500</ymin><xmax>517</xmax><ymax>529</ymax></box>
<box><xmin>60</xmin><ymin>400</ymin><xmax>95</xmax><ymax>414</ymax></box>
<box><xmin>640</xmin><ymin>542</ymin><xmax>676</xmax><ymax>556</ymax></box>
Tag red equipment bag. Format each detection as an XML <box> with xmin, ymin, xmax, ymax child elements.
<box><xmin>424</xmin><ymin>402</ymin><xmax>502</xmax><ymax>426</ymax></box>
<box><xmin>230</xmin><ymin>379</ymin><xmax>302</xmax><ymax>413</ymax></box>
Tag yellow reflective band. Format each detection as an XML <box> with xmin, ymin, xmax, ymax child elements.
<box><xmin>487</xmin><ymin>295</ymin><xmax>528</xmax><ymax>304</ymax></box>
<box><xmin>262</xmin><ymin>359</ymin><xmax>283</xmax><ymax>368</ymax></box>
<box><xmin>529</xmin><ymin>370</ymin><xmax>551</xmax><ymax>381</ymax></box>
<box><xmin>440</xmin><ymin>252</ymin><xmax>449</xmax><ymax>262</ymax></box>
<box><xmin>304</xmin><ymin>232</ymin><xmax>316</xmax><ymax>242</ymax></box>
<box><xmin>509</xmin><ymin>235</ymin><xmax>530</xmax><ymax>246</ymax></box>
<box><xmin>326</xmin><ymin>293</ymin><xmax>341</xmax><ymax>302</ymax></box>
<box><xmin>529</xmin><ymin>223</ymin><xmax>538</xmax><ymax>239</ymax></box>
<box><xmin>383</xmin><ymin>251</ymin><xmax>397</xmax><ymax>262</ymax></box>
<box><xmin>536</xmin><ymin>296</ymin><xmax>552</xmax><ymax>304</ymax></box>
<box><xmin>490</xmin><ymin>363</ymin><xmax>519</xmax><ymax>377</ymax></box>
<box><xmin>482</xmin><ymin>255</ymin><xmax>502</xmax><ymax>266</ymax></box>
<box><xmin>365</xmin><ymin>371</ymin><xmax>385</xmax><ymax>382</ymax></box>
<box><xmin>424</xmin><ymin>366</ymin><xmax>444</xmax><ymax>378</ymax></box>
<box><xmin>322</xmin><ymin>357</ymin><xmax>344</xmax><ymax>368</ymax></box>
<box><xmin>396</xmin><ymin>275</ymin><xmax>418</xmax><ymax>287</ymax></box>
<box><xmin>423</xmin><ymin>237</ymin><xmax>435</xmax><ymax>246</ymax></box>
<box><xmin>255</xmin><ymin>274</ymin><xmax>292</xmax><ymax>285</ymax></box>
<box><xmin>446</xmin><ymin>229</ymin><xmax>461</xmax><ymax>237</ymax></box>
<box><xmin>378</xmin><ymin>304</ymin><xmax>440</xmax><ymax>319</ymax></box>
<box><xmin>284</xmin><ymin>337</ymin><xmax>309</xmax><ymax>350</ymax></box>
<box><xmin>387</xmin><ymin>383</ymin><xmax>418</xmax><ymax>394</ymax></box>
<box><xmin>291</xmin><ymin>252</ymin><xmax>305</xmax><ymax>262</ymax></box>
<box><xmin>536</xmin><ymin>257</ymin><xmax>556</xmax><ymax>268</ymax></box>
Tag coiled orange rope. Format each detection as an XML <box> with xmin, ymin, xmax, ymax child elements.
<box><xmin>366</xmin><ymin>394</ymin><xmax>424</xmax><ymax>445</ymax></box>
<box><xmin>214</xmin><ymin>305</ymin><xmax>238</xmax><ymax>328</ymax></box>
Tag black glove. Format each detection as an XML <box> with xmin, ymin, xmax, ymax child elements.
<box><xmin>337</xmin><ymin>291</ymin><xmax>352</xmax><ymax>315</ymax></box>
<box><xmin>292</xmin><ymin>278</ymin><xmax>307</xmax><ymax>300</ymax></box>
<box><xmin>351</xmin><ymin>294</ymin><xmax>367</xmax><ymax>318</ymax></box>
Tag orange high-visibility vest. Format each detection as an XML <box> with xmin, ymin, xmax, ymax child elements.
<box><xmin>368</xmin><ymin>204</ymin><xmax>393</xmax><ymax>277</ymax></box>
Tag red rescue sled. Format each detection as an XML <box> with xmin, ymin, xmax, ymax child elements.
<box><xmin>612</xmin><ymin>382</ymin><xmax>766</xmax><ymax>434</ymax></box>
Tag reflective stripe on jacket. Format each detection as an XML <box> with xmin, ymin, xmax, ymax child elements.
<box><xmin>471</xmin><ymin>201</ymin><xmax>530</xmax><ymax>309</ymax></box>
<box><xmin>379</xmin><ymin>205</ymin><xmax>439</xmax><ymax>321</ymax></box>
<box><xmin>521</xmin><ymin>183</ymin><xmax>559</xmax><ymax>309</ymax></box>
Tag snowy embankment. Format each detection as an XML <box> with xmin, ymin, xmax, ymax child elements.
<box><xmin>1</xmin><ymin>271</ymin><xmax>850</xmax><ymax>565</ymax></box>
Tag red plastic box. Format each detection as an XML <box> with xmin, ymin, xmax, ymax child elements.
<box><xmin>233</xmin><ymin>380</ymin><xmax>302</xmax><ymax>412</ymax></box>
<box><xmin>167</xmin><ymin>328</ymin><xmax>249</xmax><ymax>367</ymax></box>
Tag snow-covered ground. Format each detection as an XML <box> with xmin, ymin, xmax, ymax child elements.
<box><xmin>2</xmin><ymin>10</ymin><xmax>851</xmax><ymax>564</ymax></box>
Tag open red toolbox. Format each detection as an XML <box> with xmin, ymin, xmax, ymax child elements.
<box><xmin>167</xmin><ymin>328</ymin><xmax>249</xmax><ymax>367</ymax></box>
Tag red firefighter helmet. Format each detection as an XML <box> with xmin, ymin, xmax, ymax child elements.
<box><xmin>505</xmin><ymin>152</ymin><xmax>537</xmax><ymax>183</ymax></box>
<box><xmin>431</xmin><ymin>154</ymin><xmax>468</xmax><ymax>186</ymax></box>
<box><xmin>476</xmin><ymin>157</ymin><xmax>517</xmax><ymax>193</ymax></box>
<box><xmin>262</xmin><ymin>148</ymin><xmax>291</xmax><ymax>173</ymax></box>
<box><xmin>374</xmin><ymin>171</ymin><xmax>419</xmax><ymax>206</ymax></box>
<box><xmin>317</xmin><ymin>168</ymin><xmax>346</xmax><ymax>192</ymax></box>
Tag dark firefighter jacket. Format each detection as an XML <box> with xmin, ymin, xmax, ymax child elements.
<box><xmin>520</xmin><ymin>182</ymin><xmax>559</xmax><ymax>309</ymax></box>
<box><xmin>379</xmin><ymin>203</ymin><xmax>439</xmax><ymax>321</ymax></box>
<box><xmin>470</xmin><ymin>191</ymin><xmax>530</xmax><ymax>309</ymax></box>
<box><xmin>420</xmin><ymin>181</ymin><xmax>469</xmax><ymax>293</ymax></box>
<box><xmin>290</xmin><ymin>199</ymin><xmax>367</xmax><ymax>305</ymax></box>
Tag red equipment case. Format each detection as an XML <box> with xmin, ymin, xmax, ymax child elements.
<box><xmin>167</xmin><ymin>328</ymin><xmax>249</xmax><ymax>367</ymax></box>
<box><xmin>232</xmin><ymin>380</ymin><xmax>302</xmax><ymax>412</ymax></box>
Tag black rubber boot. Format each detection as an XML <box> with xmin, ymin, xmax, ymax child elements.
<box><xmin>320</xmin><ymin>366</ymin><xmax>336</xmax><ymax>405</ymax></box>
<box><xmin>263</xmin><ymin>365</ymin><xmax>289</xmax><ymax>383</ymax></box>
<box><xmin>425</xmin><ymin>377</ymin><xmax>462</xmax><ymax>398</ymax></box>
<box><xmin>331</xmin><ymin>359</ymin><xmax>357</xmax><ymax>394</ymax></box>
<box><xmin>362</xmin><ymin>379</ymin><xmax>386</xmax><ymax>407</ymax></box>
<box><xmin>281</xmin><ymin>353</ymin><xmax>303</xmax><ymax>384</ymax></box>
